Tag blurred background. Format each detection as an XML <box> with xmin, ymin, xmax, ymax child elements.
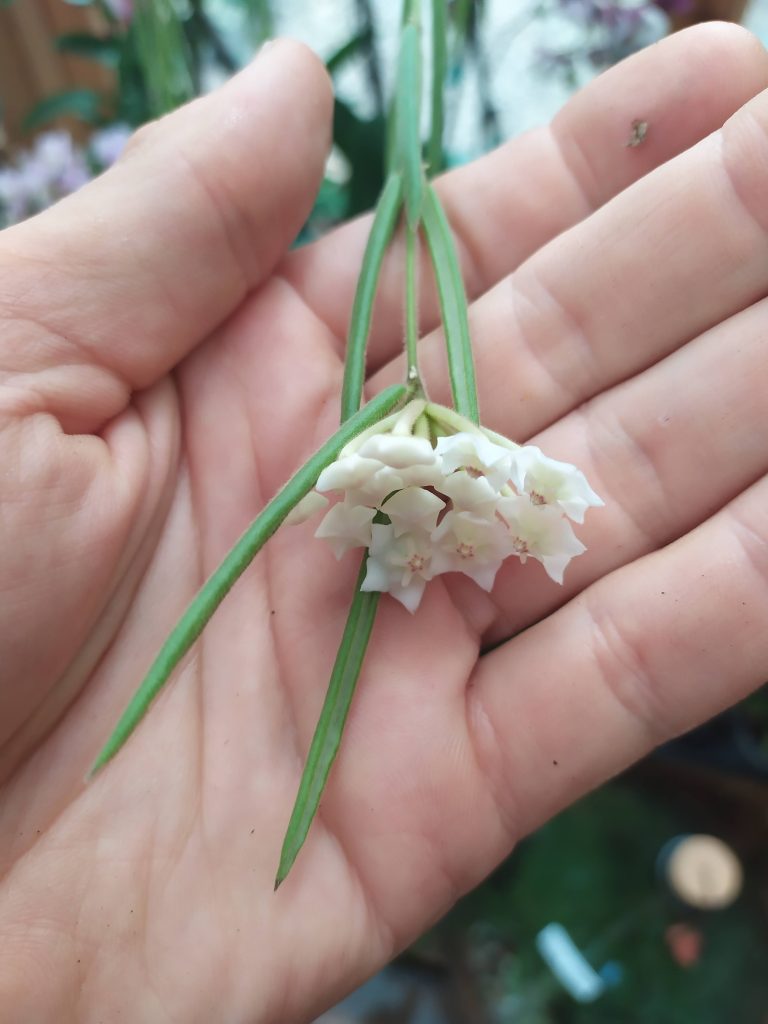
<box><xmin>1</xmin><ymin>1</ymin><xmax>767</xmax><ymax>1021</ymax></box>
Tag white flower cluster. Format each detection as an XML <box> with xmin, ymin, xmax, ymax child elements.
<box><xmin>306</xmin><ymin>403</ymin><xmax>602</xmax><ymax>613</ymax></box>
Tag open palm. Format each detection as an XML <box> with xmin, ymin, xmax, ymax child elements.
<box><xmin>1</xmin><ymin>28</ymin><xmax>767</xmax><ymax>1023</ymax></box>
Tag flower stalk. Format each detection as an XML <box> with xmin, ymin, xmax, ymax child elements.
<box><xmin>341</xmin><ymin>172</ymin><xmax>404</xmax><ymax>423</ymax></box>
<box><xmin>89</xmin><ymin>0</ymin><xmax>602</xmax><ymax>899</ymax></box>
<box><xmin>405</xmin><ymin>222</ymin><xmax>422</xmax><ymax>389</ymax></box>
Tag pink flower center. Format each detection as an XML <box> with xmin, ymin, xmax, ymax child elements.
<box><xmin>408</xmin><ymin>553</ymin><xmax>426</xmax><ymax>573</ymax></box>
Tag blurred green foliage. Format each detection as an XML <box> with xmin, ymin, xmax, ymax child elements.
<box><xmin>13</xmin><ymin>0</ymin><xmax>500</xmax><ymax>227</ymax></box>
<box><xmin>432</xmin><ymin>781</ymin><xmax>767</xmax><ymax>1023</ymax></box>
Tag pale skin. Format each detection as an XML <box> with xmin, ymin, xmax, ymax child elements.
<box><xmin>0</xmin><ymin>23</ymin><xmax>767</xmax><ymax>1022</ymax></box>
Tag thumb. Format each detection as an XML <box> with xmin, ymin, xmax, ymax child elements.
<box><xmin>0</xmin><ymin>40</ymin><xmax>332</xmax><ymax>431</ymax></box>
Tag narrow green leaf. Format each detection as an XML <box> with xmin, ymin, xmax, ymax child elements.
<box><xmin>89</xmin><ymin>384</ymin><xmax>407</xmax><ymax>777</ymax></box>
<box><xmin>427</xmin><ymin>0</ymin><xmax>447</xmax><ymax>176</ymax></box>
<box><xmin>326</xmin><ymin>28</ymin><xmax>372</xmax><ymax>75</ymax></box>
<box><xmin>245</xmin><ymin>0</ymin><xmax>274</xmax><ymax>45</ymax></box>
<box><xmin>385</xmin><ymin>94</ymin><xmax>398</xmax><ymax>179</ymax></box>
<box><xmin>395</xmin><ymin>22</ymin><xmax>423</xmax><ymax>228</ymax></box>
<box><xmin>451</xmin><ymin>0</ymin><xmax>472</xmax><ymax>45</ymax></box>
<box><xmin>275</xmin><ymin>558</ymin><xmax>378</xmax><ymax>888</ymax></box>
<box><xmin>131</xmin><ymin>0</ymin><xmax>195</xmax><ymax>117</ymax></box>
<box><xmin>56</xmin><ymin>33</ymin><xmax>120</xmax><ymax>67</ymax></box>
<box><xmin>401</xmin><ymin>0</ymin><xmax>418</xmax><ymax>26</ymax></box>
<box><xmin>421</xmin><ymin>184</ymin><xmax>479</xmax><ymax>422</ymax></box>
<box><xmin>279</xmin><ymin>172</ymin><xmax>406</xmax><ymax>884</ymax></box>
<box><xmin>340</xmin><ymin>172</ymin><xmax>403</xmax><ymax>422</ymax></box>
<box><xmin>22</xmin><ymin>89</ymin><xmax>102</xmax><ymax>132</ymax></box>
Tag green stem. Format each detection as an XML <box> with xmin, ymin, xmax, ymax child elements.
<box><xmin>405</xmin><ymin>223</ymin><xmax>421</xmax><ymax>387</ymax></box>
<box><xmin>413</xmin><ymin>412</ymin><xmax>431</xmax><ymax>440</ymax></box>
<box><xmin>395</xmin><ymin>21</ymin><xmax>424</xmax><ymax>229</ymax></box>
<box><xmin>427</xmin><ymin>0</ymin><xmax>447</xmax><ymax>175</ymax></box>
<box><xmin>426</xmin><ymin>401</ymin><xmax>483</xmax><ymax>436</ymax></box>
<box><xmin>401</xmin><ymin>0</ymin><xmax>420</xmax><ymax>27</ymax></box>
<box><xmin>89</xmin><ymin>384</ymin><xmax>407</xmax><ymax>777</ymax></box>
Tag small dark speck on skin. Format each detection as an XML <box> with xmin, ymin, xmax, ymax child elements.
<box><xmin>553</xmin><ymin>760</ymin><xmax>559</xmax><ymax>766</ymax></box>
<box><xmin>627</xmin><ymin>119</ymin><xmax>648</xmax><ymax>147</ymax></box>
<box><xmin>661</xmin><ymin>591</ymin><xmax>665</xmax><ymax>595</ymax></box>
<box><xmin>250</xmin><ymin>828</ymin><xmax>255</xmax><ymax>835</ymax></box>
<box><xmin>271</xmin><ymin>610</ymin><xmax>276</xmax><ymax>615</ymax></box>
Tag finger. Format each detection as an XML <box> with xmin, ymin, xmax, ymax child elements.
<box><xmin>372</xmin><ymin>74</ymin><xmax>768</xmax><ymax>440</ymax></box>
<box><xmin>284</xmin><ymin>23</ymin><xmax>768</xmax><ymax>372</ymax></box>
<box><xmin>0</xmin><ymin>40</ymin><xmax>332</xmax><ymax>432</ymax></box>
<box><xmin>479</xmin><ymin>294</ymin><xmax>768</xmax><ymax>643</ymax></box>
<box><xmin>467</xmin><ymin>471</ymin><xmax>768</xmax><ymax>870</ymax></box>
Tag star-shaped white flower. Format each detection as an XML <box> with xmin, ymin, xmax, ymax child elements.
<box><xmin>316</xmin><ymin>454</ymin><xmax>385</xmax><ymax>497</ymax></box>
<box><xmin>438</xmin><ymin>469</ymin><xmax>499</xmax><ymax>513</ymax></box>
<box><xmin>380</xmin><ymin>486</ymin><xmax>445</xmax><ymax>537</ymax></box>
<box><xmin>356</xmin><ymin>434</ymin><xmax>438</xmax><ymax>469</ymax></box>
<box><xmin>361</xmin><ymin>523</ymin><xmax>434</xmax><ymax>613</ymax></box>
<box><xmin>315</xmin><ymin>501</ymin><xmax>376</xmax><ymax>560</ymax></box>
<box><xmin>430</xmin><ymin>509</ymin><xmax>508</xmax><ymax>591</ymax></box>
<box><xmin>357</xmin><ymin>434</ymin><xmax>444</xmax><ymax>501</ymax></box>
<box><xmin>496</xmin><ymin>495</ymin><xmax>586</xmax><ymax>583</ymax></box>
<box><xmin>435</xmin><ymin>432</ymin><xmax>513</xmax><ymax>490</ymax></box>
<box><xmin>509</xmin><ymin>446</ymin><xmax>603</xmax><ymax>524</ymax></box>
<box><xmin>284</xmin><ymin>491</ymin><xmax>329</xmax><ymax>526</ymax></box>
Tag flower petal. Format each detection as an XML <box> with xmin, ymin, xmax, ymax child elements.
<box><xmin>438</xmin><ymin>470</ymin><xmax>498</xmax><ymax>512</ymax></box>
<box><xmin>510</xmin><ymin>446</ymin><xmax>603</xmax><ymax>523</ymax></box>
<box><xmin>316</xmin><ymin>455</ymin><xmax>384</xmax><ymax>494</ymax></box>
<box><xmin>357</xmin><ymin>434</ymin><xmax>437</xmax><ymax>469</ymax></box>
<box><xmin>283</xmin><ymin>491</ymin><xmax>329</xmax><ymax>526</ymax></box>
<box><xmin>435</xmin><ymin>432</ymin><xmax>513</xmax><ymax>489</ymax></box>
<box><xmin>315</xmin><ymin>502</ymin><xmax>376</xmax><ymax>559</ymax></box>
<box><xmin>381</xmin><ymin>486</ymin><xmax>445</xmax><ymax>536</ymax></box>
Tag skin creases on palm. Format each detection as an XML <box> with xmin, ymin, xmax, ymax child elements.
<box><xmin>0</xmin><ymin>24</ymin><xmax>767</xmax><ymax>1024</ymax></box>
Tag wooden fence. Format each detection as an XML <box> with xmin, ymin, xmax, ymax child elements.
<box><xmin>0</xmin><ymin>1</ymin><xmax>111</xmax><ymax>147</ymax></box>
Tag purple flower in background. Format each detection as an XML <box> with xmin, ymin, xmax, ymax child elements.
<box><xmin>33</xmin><ymin>131</ymin><xmax>91</xmax><ymax>191</ymax></box>
<box><xmin>0</xmin><ymin>130</ymin><xmax>91</xmax><ymax>227</ymax></box>
<box><xmin>0</xmin><ymin>169</ymin><xmax>28</xmax><ymax>225</ymax></box>
<box><xmin>542</xmin><ymin>1</ymin><xmax>667</xmax><ymax>79</ymax></box>
<box><xmin>557</xmin><ymin>0</ymin><xmax>598</xmax><ymax>18</ymax></box>
<box><xmin>104</xmin><ymin>0</ymin><xmax>133</xmax><ymax>24</ymax></box>
<box><xmin>0</xmin><ymin>123</ymin><xmax>135</xmax><ymax>228</ymax></box>
<box><xmin>89</xmin><ymin>124</ymin><xmax>133</xmax><ymax>168</ymax></box>
<box><xmin>600</xmin><ymin>5</ymin><xmax>645</xmax><ymax>33</ymax></box>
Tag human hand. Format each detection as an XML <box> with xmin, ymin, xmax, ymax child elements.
<box><xmin>1</xmin><ymin>26</ymin><xmax>766</xmax><ymax>1023</ymax></box>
